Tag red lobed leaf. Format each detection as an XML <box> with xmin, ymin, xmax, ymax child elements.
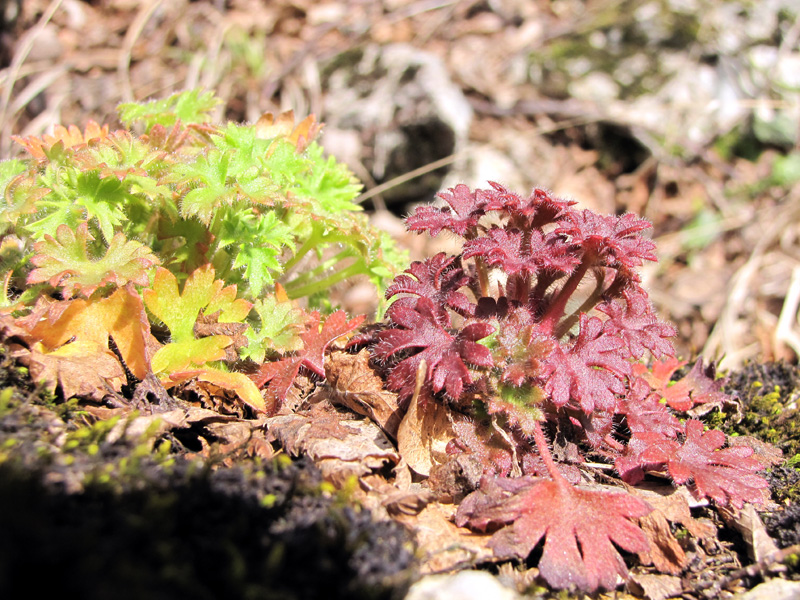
<box><xmin>540</xmin><ymin>314</ymin><xmax>631</xmax><ymax>413</ymax></box>
<box><xmin>405</xmin><ymin>183</ymin><xmax>486</xmax><ymax>237</ymax></box>
<box><xmin>251</xmin><ymin>310</ymin><xmax>365</xmax><ymax>414</ymax></box>
<box><xmin>385</xmin><ymin>253</ymin><xmax>474</xmax><ymax>317</ymax></box>
<box><xmin>558</xmin><ymin>210</ymin><xmax>657</xmax><ymax>269</ymax></box>
<box><xmin>456</xmin><ymin>475</ymin><xmax>652</xmax><ymax>591</ymax></box>
<box><xmin>637</xmin><ymin>419</ymin><xmax>768</xmax><ymax>508</ymax></box>
<box><xmin>597</xmin><ymin>287</ymin><xmax>676</xmax><ymax>359</ymax></box>
<box><xmin>462</xmin><ymin>227</ymin><xmax>578</xmax><ymax>277</ymax></box>
<box><xmin>481</xmin><ymin>183</ymin><xmax>576</xmax><ymax>227</ymax></box>
<box><xmin>375</xmin><ymin>297</ymin><xmax>494</xmax><ymax>402</ymax></box>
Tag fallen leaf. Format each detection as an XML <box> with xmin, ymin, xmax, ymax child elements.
<box><xmin>638</xmin><ymin>507</ymin><xmax>687</xmax><ymax>575</ymax></box>
<box><xmin>16</xmin><ymin>341</ymin><xmax>126</xmax><ymax>402</ymax></box>
<box><xmin>325</xmin><ymin>350</ymin><xmax>403</xmax><ymax>439</ymax></box>
<box><xmin>267</xmin><ymin>401</ymin><xmax>399</xmax><ymax>485</ymax></box>
<box><xmin>628</xmin><ymin>572</ymin><xmax>684</xmax><ymax>600</ymax></box>
<box><xmin>397</xmin><ymin>393</ymin><xmax>456</xmax><ymax>477</ymax></box>
<box><xmin>394</xmin><ymin>502</ymin><xmax>495</xmax><ymax>573</ymax></box>
<box><xmin>719</xmin><ymin>503</ymin><xmax>780</xmax><ymax>563</ymax></box>
<box><xmin>633</xmin><ymin>484</ymin><xmax>715</xmax><ymax>540</ymax></box>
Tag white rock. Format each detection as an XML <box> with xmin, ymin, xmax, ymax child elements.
<box><xmin>405</xmin><ymin>571</ymin><xmax>520</xmax><ymax>600</ymax></box>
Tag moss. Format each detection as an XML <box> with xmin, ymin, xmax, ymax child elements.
<box><xmin>724</xmin><ymin>362</ymin><xmax>800</xmax><ymax>459</ymax></box>
<box><xmin>0</xmin><ymin>349</ymin><xmax>415</xmax><ymax>600</ymax></box>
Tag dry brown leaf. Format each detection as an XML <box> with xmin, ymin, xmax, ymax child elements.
<box><xmin>267</xmin><ymin>401</ymin><xmax>399</xmax><ymax>485</ymax></box>
<box><xmin>15</xmin><ymin>342</ymin><xmax>126</xmax><ymax>402</ymax></box>
<box><xmin>628</xmin><ymin>572</ymin><xmax>684</xmax><ymax>600</ymax></box>
<box><xmin>397</xmin><ymin>395</ymin><xmax>456</xmax><ymax>477</ymax></box>
<box><xmin>634</xmin><ymin>485</ymin><xmax>715</xmax><ymax>540</ymax></box>
<box><xmin>638</xmin><ymin>508</ymin><xmax>687</xmax><ymax>575</ymax></box>
<box><xmin>205</xmin><ymin>421</ymin><xmax>253</xmax><ymax>453</ymax></box>
<box><xmin>325</xmin><ymin>350</ymin><xmax>403</xmax><ymax>439</ymax></box>
<box><xmin>719</xmin><ymin>503</ymin><xmax>780</xmax><ymax>563</ymax></box>
<box><xmin>394</xmin><ymin>502</ymin><xmax>495</xmax><ymax>573</ymax></box>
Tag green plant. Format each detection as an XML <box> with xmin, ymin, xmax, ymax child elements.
<box><xmin>0</xmin><ymin>90</ymin><xmax>403</xmax><ymax>410</ymax></box>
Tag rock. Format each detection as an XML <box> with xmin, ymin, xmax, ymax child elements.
<box><xmin>405</xmin><ymin>571</ymin><xmax>519</xmax><ymax>600</ymax></box>
<box><xmin>320</xmin><ymin>43</ymin><xmax>473</xmax><ymax>207</ymax></box>
<box><xmin>735</xmin><ymin>578</ymin><xmax>800</xmax><ymax>600</ymax></box>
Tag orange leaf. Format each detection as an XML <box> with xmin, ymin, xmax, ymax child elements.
<box><xmin>29</xmin><ymin>285</ymin><xmax>152</xmax><ymax>379</ymax></box>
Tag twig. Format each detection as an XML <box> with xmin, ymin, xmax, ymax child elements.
<box><xmin>774</xmin><ymin>264</ymin><xmax>800</xmax><ymax>357</ymax></box>
<box><xmin>0</xmin><ymin>0</ymin><xmax>63</xmax><ymax>158</ymax></box>
<box><xmin>118</xmin><ymin>0</ymin><xmax>163</xmax><ymax>104</ymax></box>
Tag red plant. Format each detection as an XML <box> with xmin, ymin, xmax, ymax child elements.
<box><xmin>365</xmin><ymin>182</ymin><xmax>770</xmax><ymax>591</ymax></box>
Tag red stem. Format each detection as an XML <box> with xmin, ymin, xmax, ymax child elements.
<box><xmin>532</xmin><ymin>420</ymin><xmax>567</xmax><ymax>485</ymax></box>
<box><xmin>538</xmin><ymin>261</ymin><xmax>589</xmax><ymax>336</ymax></box>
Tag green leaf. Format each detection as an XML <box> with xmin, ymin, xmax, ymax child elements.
<box><xmin>27</xmin><ymin>223</ymin><xmax>160</xmax><ymax>298</ymax></box>
<box><xmin>0</xmin><ymin>159</ymin><xmax>46</xmax><ymax>230</ymax></box>
<box><xmin>294</xmin><ymin>143</ymin><xmax>362</xmax><ymax>214</ymax></box>
<box><xmin>242</xmin><ymin>295</ymin><xmax>305</xmax><ymax>363</ymax></box>
<box><xmin>32</xmin><ymin>169</ymin><xmax>133</xmax><ymax>241</ymax></box>
<box><xmin>218</xmin><ymin>209</ymin><xmax>295</xmax><ymax>296</ymax></box>
<box><xmin>142</xmin><ymin>265</ymin><xmax>218</xmax><ymax>343</ymax></box>
<box><xmin>117</xmin><ymin>89</ymin><xmax>219</xmax><ymax>130</ymax></box>
<box><xmin>172</xmin><ymin>150</ymin><xmax>237</xmax><ymax>224</ymax></box>
<box><xmin>205</xmin><ymin>281</ymin><xmax>252</xmax><ymax>323</ymax></box>
<box><xmin>151</xmin><ymin>336</ymin><xmax>231</xmax><ymax>374</ymax></box>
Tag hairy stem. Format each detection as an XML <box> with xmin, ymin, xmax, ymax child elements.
<box><xmin>538</xmin><ymin>262</ymin><xmax>590</xmax><ymax>336</ymax></box>
<box><xmin>532</xmin><ymin>420</ymin><xmax>566</xmax><ymax>484</ymax></box>
<box><xmin>555</xmin><ymin>269</ymin><xmax>606</xmax><ymax>338</ymax></box>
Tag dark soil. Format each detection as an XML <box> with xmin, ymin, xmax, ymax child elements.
<box><xmin>0</xmin><ymin>353</ymin><xmax>415</xmax><ymax>600</ymax></box>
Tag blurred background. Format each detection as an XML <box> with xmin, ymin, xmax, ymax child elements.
<box><xmin>1</xmin><ymin>0</ymin><xmax>799</xmax><ymax>369</ymax></box>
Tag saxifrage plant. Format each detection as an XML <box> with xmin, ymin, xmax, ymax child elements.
<box><xmin>365</xmin><ymin>182</ymin><xmax>770</xmax><ymax>591</ymax></box>
<box><xmin>0</xmin><ymin>90</ymin><xmax>403</xmax><ymax>411</ymax></box>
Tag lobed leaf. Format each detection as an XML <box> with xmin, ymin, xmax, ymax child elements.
<box><xmin>597</xmin><ymin>287</ymin><xmax>675</xmax><ymax>359</ymax></box>
<box><xmin>385</xmin><ymin>253</ymin><xmax>473</xmax><ymax>317</ymax></box>
<box><xmin>375</xmin><ymin>297</ymin><xmax>494</xmax><ymax>402</ymax></box>
<box><xmin>558</xmin><ymin>210</ymin><xmax>657</xmax><ymax>268</ymax></box>
<box><xmin>27</xmin><ymin>223</ymin><xmax>159</xmax><ymax>298</ymax></box>
<box><xmin>540</xmin><ymin>314</ymin><xmax>630</xmax><ymax>413</ymax></box>
<box><xmin>637</xmin><ymin>420</ymin><xmax>769</xmax><ymax>507</ymax></box>
<box><xmin>456</xmin><ymin>475</ymin><xmax>651</xmax><ymax>591</ymax></box>
<box><xmin>26</xmin><ymin>285</ymin><xmax>152</xmax><ymax>379</ymax></box>
<box><xmin>117</xmin><ymin>89</ymin><xmax>219</xmax><ymax>130</ymax></box>
<box><xmin>251</xmin><ymin>310</ymin><xmax>365</xmax><ymax>414</ymax></box>
<box><xmin>406</xmin><ymin>183</ymin><xmax>486</xmax><ymax>237</ymax></box>
<box><xmin>462</xmin><ymin>227</ymin><xmax>578</xmax><ymax>276</ymax></box>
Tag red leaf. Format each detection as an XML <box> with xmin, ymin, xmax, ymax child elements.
<box><xmin>481</xmin><ymin>183</ymin><xmax>576</xmax><ymax>226</ymax></box>
<box><xmin>598</xmin><ymin>288</ymin><xmax>675</xmax><ymax>359</ymax></box>
<box><xmin>638</xmin><ymin>420</ymin><xmax>769</xmax><ymax>508</ymax></box>
<box><xmin>462</xmin><ymin>227</ymin><xmax>578</xmax><ymax>276</ymax></box>
<box><xmin>540</xmin><ymin>314</ymin><xmax>630</xmax><ymax>412</ymax></box>
<box><xmin>300</xmin><ymin>310</ymin><xmax>365</xmax><ymax>377</ymax></box>
<box><xmin>385</xmin><ymin>253</ymin><xmax>473</xmax><ymax>317</ymax></box>
<box><xmin>633</xmin><ymin>357</ymin><xmax>728</xmax><ymax>412</ymax></box>
<box><xmin>405</xmin><ymin>183</ymin><xmax>486</xmax><ymax>237</ymax></box>
<box><xmin>456</xmin><ymin>475</ymin><xmax>651</xmax><ymax>591</ymax></box>
<box><xmin>375</xmin><ymin>297</ymin><xmax>494</xmax><ymax>401</ymax></box>
<box><xmin>558</xmin><ymin>210</ymin><xmax>656</xmax><ymax>268</ymax></box>
<box><xmin>251</xmin><ymin>310</ymin><xmax>365</xmax><ymax>414</ymax></box>
<box><xmin>619</xmin><ymin>377</ymin><xmax>683</xmax><ymax>438</ymax></box>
